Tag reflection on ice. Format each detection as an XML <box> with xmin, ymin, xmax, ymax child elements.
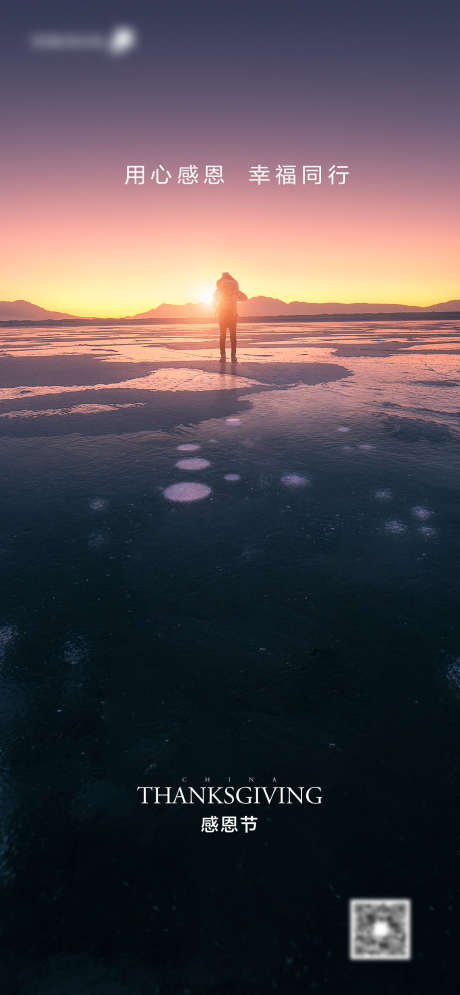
<box><xmin>225</xmin><ymin>417</ymin><xmax>241</xmax><ymax>424</ymax></box>
<box><xmin>163</xmin><ymin>482</ymin><xmax>212</xmax><ymax>503</ymax></box>
<box><xmin>0</xmin><ymin>402</ymin><xmax>142</xmax><ymax>419</ymax></box>
<box><xmin>176</xmin><ymin>443</ymin><xmax>200</xmax><ymax>452</ymax></box>
<box><xmin>0</xmin><ymin>367</ymin><xmax>261</xmax><ymax>405</ymax></box>
<box><xmin>224</xmin><ymin>473</ymin><xmax>241</xmax><ymax>482</ymax></box>
<box><xmin>175</xmin><ymin>458</ymin><xmax>210</xmax><ymax>470</ymax></box>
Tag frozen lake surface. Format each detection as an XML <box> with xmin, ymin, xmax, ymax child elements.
<box><xmin>0</xmin><ymin>319</ymin><xmax>459</xmax><ymax>991</ymax></box>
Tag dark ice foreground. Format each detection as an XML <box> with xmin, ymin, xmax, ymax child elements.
<box><xmin>0</xmin><ymin>320</ymin><xmax>459</xmax><ymax>994</ymax></box>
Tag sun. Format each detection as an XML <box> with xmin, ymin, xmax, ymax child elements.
<box><xmin>197</xmin><ymin>287</ymin><xmax>215</xmax><ymax>307</ymax></box>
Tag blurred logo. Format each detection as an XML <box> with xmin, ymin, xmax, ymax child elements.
<box><xmin>106</xmin><ymin>25</ymin><xmax>139</xmax><ymax>56</ymax></box>
<box><xmin>28</xmin><ymin>24</ymin><xmax>140</xmax><ymax>57</ymax></box>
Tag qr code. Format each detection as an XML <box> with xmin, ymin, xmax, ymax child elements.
<box><xmin>349</xmin><ymin>899</ymin><xmax>411</xmax><ymax>960</ymax></box>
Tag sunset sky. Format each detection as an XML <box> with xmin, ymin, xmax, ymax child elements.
<box><xmin>2</xmin><ymin>0</ymin><xmax>460</xmax><ymax>316</ymax></box>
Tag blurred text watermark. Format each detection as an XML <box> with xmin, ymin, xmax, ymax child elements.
<box><xmin>28</xmin><ymin>24</ymin><xmax>140</xmax><ymax>58</ymax></box>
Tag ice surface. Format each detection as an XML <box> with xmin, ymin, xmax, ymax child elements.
<box><xmin>1</xmin><ymin>317</ymin><xmax>459</xmax><ymax>980</ymax></box>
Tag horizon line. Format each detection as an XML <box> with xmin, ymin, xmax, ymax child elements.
<box><xmin>2</xmin><ymin>293</ymin><xmax>460</xmax><ymax>320</ymax></box>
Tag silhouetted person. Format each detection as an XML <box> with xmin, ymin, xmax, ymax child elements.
<box><xmin>213</xmin><ymin>272</ymin><xmax>247</xmax><ymax>362</ymax></box>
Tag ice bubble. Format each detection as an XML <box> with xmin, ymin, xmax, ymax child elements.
<box><xmin>411</xmin><ymin>506</ymin><xmax>433</xmax><ymax>521</ymax></box>
<box><xmin>281</xmin><ymin>474</ymin><xmax>311</xmax><ymax>488</ymax></box>
<box><xmin>374</xmin><ymin>488</ymin><xmax>393</xmax><ymax>501</ymax></box>
<box><xmin>176</xmin><ymin>443</ymin><xmax>200</xmax><ymax>452</ymax></box>
<box><xmin>0</xmin><ymin>624</ymin><xmax>17</xmax><ymax>662</ymax></box>
<box><xmin>89</xmin><ymin>497</ymin><xmax>108</xmax><ymax>512</ymax></box>
<box><xmin>338</xmin><ymin>426</ymin><xmax>351</xmax><ymax>433</ymax></box>
<box><xmin>175</xmin><ymin>458</ymin><xmax>210</xmax><ymax>471</ymax></box>
<box><xmin>225</xmin><ymin>417</ymin><xmax>241</xmax><ymax>424</ymax></box>
<box><xmin>163</xmin><ymin>482</ymin><xmax>211</xmax><ymax>503</ymax></box>
<box><xmin>358</xmin><ymin>443</ymin><xmax>375</xmax><ymax>451</ymax></box>
<box><xmin>447</xmin><ymin>659</ymin><xmax>460</xmax><ymax>689</ymax></box>
<box><xmin>418</xmin><ymin>525</ymin><xmax>438</xmax><ymax>539</ymax></box>
<box><xmin>63</xmin><ymin>638</ymin><xmax>87</xmax><ymax>666</ymax></box>
<box><xmin>384</xmin><ymin>519</ymin><xmax>408</xmax><ymax>534</ymax></box>
<box><xmin>224</xmin><ymin>473</ymin><xmax>241</xmax><ymax>482</ymax></box>
<box><xmin>88</xmin><ymin>530</ymin><xmax>106</xmax><ymax>549</ymax></box>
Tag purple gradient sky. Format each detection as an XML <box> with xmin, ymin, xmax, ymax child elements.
<box><xmin>2</xmin><ymin>1</ymin><xmax>459</xmax><ymax>314</ymax></box>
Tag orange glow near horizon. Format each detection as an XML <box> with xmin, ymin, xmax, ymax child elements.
<box><xmin>3</xmin><ymin>164</ymin><xmax>460</xmax><ymax>317</ymax></box>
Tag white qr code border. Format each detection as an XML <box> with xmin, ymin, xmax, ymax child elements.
<box><xmin>349</xmin><ymin>898</ymin><xmax>412</xmax><ymax>961</ymax></box>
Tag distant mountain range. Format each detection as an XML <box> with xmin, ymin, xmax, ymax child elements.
<box><xmin>1</xmin><ymin>296</ymin><xmax>460</xmax><ymax>322</ymax></box>
<box><xmin>0</xmin><ymin>300</ymin><xmax>75</xmax><ymax>321</ymax></box>
<box><xmin>130</xmin><ymin>297</ymin><xmax>460</xmax><ymax>319</ymax></box>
